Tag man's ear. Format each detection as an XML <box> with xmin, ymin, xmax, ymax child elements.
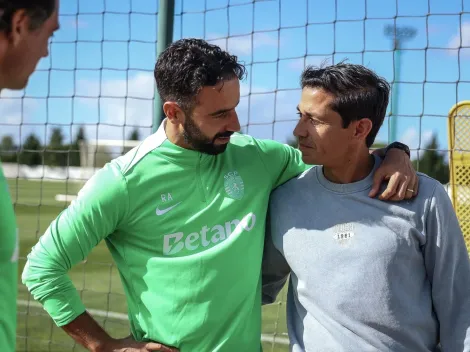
<box><xmin>8</xmin><ymin>9</ymin><xmax>30</xmax><ymax>47</ymax></box>
<box><xmin>354</xmin><ymin>118</ymin><xmax>373</xmax><ymax>142</ymax></box>
<box><xmin>163</xmin><ymin>102</ymin><xmax>185</xmax><ymax>125</ymax></box>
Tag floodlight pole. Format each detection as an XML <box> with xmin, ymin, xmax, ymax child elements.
<box><xmin>154</xmin><ymin>0</ymin><xmax>175</xmax><ymax>132</ymax></box>
<box><xmin>384</xmin><ymin>24</ymin><xmax>417</xmax><ymax>143</ymax></box>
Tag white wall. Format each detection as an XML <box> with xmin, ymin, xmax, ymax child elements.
<box><xmin>2</xmin><ymin>163</ymin><xmax>99</xmax><ymax>182</ymax></box>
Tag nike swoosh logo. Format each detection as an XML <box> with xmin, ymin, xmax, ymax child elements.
<box><xmin>156</xmin><ymin>202</ymin><xmax>182</xmax><ymax>216</ymax></box>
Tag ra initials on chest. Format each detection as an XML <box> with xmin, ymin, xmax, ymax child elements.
<box><xmin>161</xmin><ymin>193</ymin><xmax>173</xmax><ymax>202</ymax></box>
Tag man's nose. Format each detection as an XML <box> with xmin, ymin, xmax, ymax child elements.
<box><xmin>293</xmin><ymin>120</ymin><xmax>307</xmax><ymax>138</ymax></box>
<box><xmin>227</xmin><ymin>110</ymin><xmax>241</xmax><ymax>132</ymax></box>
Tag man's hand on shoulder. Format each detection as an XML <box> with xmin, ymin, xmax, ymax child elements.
<box><xmin>95</xmin><ymin>335</ymin><xmax>179</xmax><ymax>352</ymax></box>
<box><xmin>369</xmin><ymin>145</ymin><xmax>419</xmax><ymax>201</ymax></box>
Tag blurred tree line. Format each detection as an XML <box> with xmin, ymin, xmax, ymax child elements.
<box><xmin>0</xmin><ymin>127</ymin><xmax>140</xmax><ymax>168</ymax></box>
<box><xmin>2</xmin><ymin>127</ymin><xmax>449</xmax><ymax>184</ymax></box>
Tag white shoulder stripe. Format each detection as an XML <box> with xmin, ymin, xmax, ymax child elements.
<box><xmin>122</xmin><ymin>119</ymin><xmax>168</xmax><ymax>173</ymax></box>
<box><xmin>230</xmin><ymin>133</ymin><xmax>250</xmax><ymax>140</ymax></box>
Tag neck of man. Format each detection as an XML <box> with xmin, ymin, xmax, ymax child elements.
<box><xmin>164</xmin><ymin>120</ymin><xmax>193</xmax><ymax>150</ymax></box>
<box><xmin>322</xmin><ymin>147</ymin><xmax>374</xmax><ymax>184</ymax></box>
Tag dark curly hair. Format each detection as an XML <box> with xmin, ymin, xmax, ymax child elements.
<box><xmin>154</xmin><ymin>38</ymin><xmax>247</xmax><ymax>113</ymax></box>
<box><xmin>301</xmin><ymin>62</ymin><xmax>390</xmax><ymax>148</ymax></box>
<box><xmin>0</xmin><ymin>0</ymin><xmax>55</xmax><ymax>32</ymax></box>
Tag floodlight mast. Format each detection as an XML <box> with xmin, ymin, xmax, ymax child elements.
<box><xmin>384</xmin><ymin>24</ymin><xmax>417</xmax><ymax>143</ymax></box>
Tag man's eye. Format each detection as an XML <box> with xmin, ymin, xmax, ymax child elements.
<box><xmin>310</xmin><ymin>118</ymin><xmax>319</xmax><ymax>125</ymax></box>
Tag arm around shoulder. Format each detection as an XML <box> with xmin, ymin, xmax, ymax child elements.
<box><xmin>255</xmin><ymin>139</ymin><xmax>308</xmax><ymax>189</ymax></box>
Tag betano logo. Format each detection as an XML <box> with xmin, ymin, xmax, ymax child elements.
<box><xmin>163</xmin><ymin>212</ymin><xmax>257</xmax><ymax>255</ymax></box>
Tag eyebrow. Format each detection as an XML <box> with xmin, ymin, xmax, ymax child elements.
<box><xmin>209</xmin><ymin>100</ymin><xmax>240</xmax><ymax>116</ymax></box>
<box><xmin>296</xmin><ymin>105</ymin><xmax>314</xmax><ymax>118</ymax></box>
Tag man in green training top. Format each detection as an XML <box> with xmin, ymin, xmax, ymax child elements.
<box><xmin>0</xmin><ymin>1</ymin><xmax>59</xmax><ymax>351</ymax></box>
<box><xmin>22</xmin><ymin>38</ymin><xmax>418</xmax><ymax>352</ymax></box>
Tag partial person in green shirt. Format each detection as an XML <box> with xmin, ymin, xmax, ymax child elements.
<box><xmin>0</xmin><ymin>1</ymin><xmax>59</xmax><ymax>351</ymax></box>
<box><xmin>22</xmin><ymin>38</ymin><xmax>418</xmax><ymax>352</ymax></box>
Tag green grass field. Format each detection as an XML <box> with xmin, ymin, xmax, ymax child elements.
<box><xmin>8</xmin><ymin>178</ymin><xmax>289</xmax><ymax>352</ymax></box>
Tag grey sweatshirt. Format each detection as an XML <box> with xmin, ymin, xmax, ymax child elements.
<box><xmin>262</xmin><ymin>155</ymin><xmax>470</xmax><ymax>352</ymax></box>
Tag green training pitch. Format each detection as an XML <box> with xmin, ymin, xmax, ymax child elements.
<box><xmin>8</xmin><ymin>178</ymin><xmax>289</xmax><ymax>352</ymax></box>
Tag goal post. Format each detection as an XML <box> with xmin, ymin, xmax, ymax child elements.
<box><xmin>447</xmin><ymin>101</ymin><xmax>470</xmax><ymax>252</ymax></box>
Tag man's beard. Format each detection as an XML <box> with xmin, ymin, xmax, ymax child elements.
<box><xmin>183</xmin><ymin>115</ymin><xmax>234</xmax><ymax>155</ymax></box>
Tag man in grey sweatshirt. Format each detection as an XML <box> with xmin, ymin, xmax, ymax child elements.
<box><xmin>262</xmin><ymin>63</ymin><xmax>470</xmax><ymax>352</ymax></box>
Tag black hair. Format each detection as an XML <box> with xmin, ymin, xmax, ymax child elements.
<box><xmin>0</xmin><ymin>0</ymin><xmax>55</xmax><ymax>32</ymax></box>
<box><xmin>154</xmin><ymin>38</ymin><xmax>247</xmax><ymax>113</ymax></box>
<box><xmin>301</xmin><ymin>61</ymin><xmax>390</xmax><ymax>147</ymax></box>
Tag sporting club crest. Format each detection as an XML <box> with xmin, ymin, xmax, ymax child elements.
<box><xmin>224</xmin><ymin>171</ymin><xmax>244</xmax><ymax>200</ymax></box>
